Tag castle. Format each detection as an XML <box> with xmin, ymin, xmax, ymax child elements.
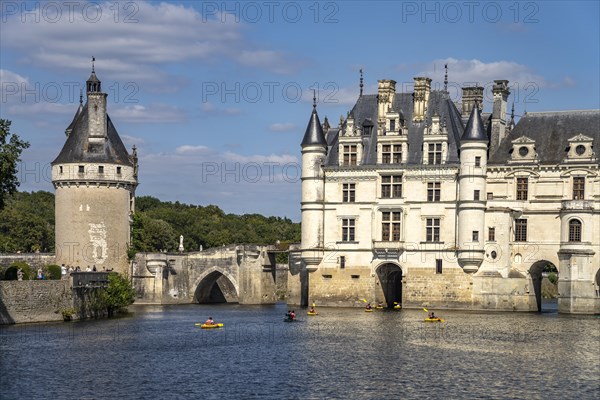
<box><xmin>52</xmin><ymin>65</ymin><xmax>138</xmax><ymax>274</ymax></box>
<box><xmin>291</xmin><ymin>75</ymin><xmax>600</xmax><ymax>314</ymax></box>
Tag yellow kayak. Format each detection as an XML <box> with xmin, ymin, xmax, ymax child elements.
<box><xmin>375</xmin><ymin>306</ymin><xmax>383</xmax><ymax>309</ymax></box>
<box><xmin>424</xmin><ymin>318</ymin><xmax>444</xmax><ymax>323</ymax></box>
<box><xmin>198</xmin><ymin>323</ymin><xmax>224</xmax><ymax>329</ymax></box>
<box><xmin>394</xmin><ymin>305</ymin><xmax>402</xmax><ymax>309</ymax></box>
<box><xmin>365</xmin><ymin>309</ymin><xmax>373</xmax><ymax>312</ymax></box>
<box><xmin>307</xmin><ymin>311</ymin><xmax>318</xmax><ymax>316</ymax></box>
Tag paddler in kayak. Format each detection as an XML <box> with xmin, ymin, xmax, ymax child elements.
<box><xmin>428</xmin><ymin>312</ymin><xmax>438</xmax><ymax>320</ymax></box>
<box><xmin>309</xmin><ymin>306</ymin><xmax>316</xmax><ymax>314</ymax></box>
<box><xmin>365</xmin><ymin>303</ymin><xmax>372</xmax><ymax>310</ymax></box>
<box><xmin>290</xmin><ymin>310</ymin><xmax>296</xmax><ymax>320</ymax></box>
<box><xmin>205</xmin><ymin>317</ymin><xmax>216</xmax><ymax>325</ymax></box>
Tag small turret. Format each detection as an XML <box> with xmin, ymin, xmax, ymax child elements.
<box><xmin>300</xmin><ymin>94</ymin><xmax>327</xmax><ymax>272</ymax></box>
<box><xmin>457</xmin><ymin>104</ymin><xmax>488</xmax><ymax>273</ymax></box>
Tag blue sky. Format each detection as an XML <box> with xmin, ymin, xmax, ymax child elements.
<box><xmin>1</xmin><ymin>0</ymin><xmax>599</xmax><ymax>221</ymax></box>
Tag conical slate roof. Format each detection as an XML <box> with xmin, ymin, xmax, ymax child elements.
<box><xmin>301</xmin><ymin>105</ymin><xmax>327</xmax><ymax>147</ymax></box>
<box><xmin>52</xmin><ymin>104</ymin><xmax>132</xmax><ymax>166</ymax></box>
<box><xmin>461</xmin><ymin>103</ymin><xmax>487</xmax><ymax>141</ymax></box>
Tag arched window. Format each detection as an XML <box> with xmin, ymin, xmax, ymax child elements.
<box><xmin>568</xmin><ymin>219</ymin><xmax>582</xmax><ymax>242</ymax></box>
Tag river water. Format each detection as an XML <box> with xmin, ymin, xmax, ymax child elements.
<box><xmin>1</xmin><ymin>301</ymin><xmax>599</xmax><ymax>400</ymax></box>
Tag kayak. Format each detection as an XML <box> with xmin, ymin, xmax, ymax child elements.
<box><xmin>424</xmin><ymin>318</ymin><xmax>444</xmax><ymax>322</ymax></box>
<box><xmin>284</xmin><ymin>317</ymin><xmax>297</xmax><ymax>322</ymax></box>
<box><xmin>307</xmin><ymin>311</ymin><xmax>318</xmax><ymax>316</ymax></box>
<box><xmin>394</xmin><ymin>305</ymin><xmax>402</xmax><ymax>310</ymax></box>
<box><xmin>365</xmin><ymin>309</ymin><xmax>373</xmax><ymax>312</ymax></box>
<box><xmin>200</xmin><ymin>323</ymin><xmax>224</xmax><ymax>329</ymax></box>
<box><xmin>375</xmin><ymin>306</ymin><xmax>383</xmax><ymax>309</ymax></box>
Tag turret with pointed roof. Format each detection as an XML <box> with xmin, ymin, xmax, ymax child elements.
<box><xmin>51</xmin><ymin>60</ymin><xmax>138</xmax><ymax>275</ymax></box>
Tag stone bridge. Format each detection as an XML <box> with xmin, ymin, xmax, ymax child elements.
<box><xmin>131</xmin><ymin>245</ymin><xmax>287</xmax><ymax>304</ymax></box>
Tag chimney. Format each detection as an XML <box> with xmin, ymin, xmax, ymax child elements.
<box><xmin>377</xmin><ymin>79</ymin><xmax>396</xmax><ymax>133</ymax></box>
<box><xmin>413</xmin><ymin>77</ymin><xmax>431</xmax><ymax>122</ymax></box>
<box><xmin>490</xmin><ymin>80</ymin><xmax>510</xmax><ymax>153</ymax></box>
<box><xmin>461</xmin><ymin>86</ymin><xmax>483</xmax><ymax>118</ymax></box>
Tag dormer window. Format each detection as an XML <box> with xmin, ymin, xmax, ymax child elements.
<box><xmin>510</xmin><ymin>136</ymin><xmax>537</xmax><ymax>163</ymax></box>
<box><xmin>78</xmin><ymin>165</ymin><xmax>84</xmax><ymax>173</ymax></box>
<box><xmin>565</xmin><ymin>134</ymin><xmax>595</xmax><ymax>162</ymax></box>
<box><xmin>390</xmin><ymin>119</ymin><xmax>395</xmax><ymax>132</ymax></box>
<box><xmin>362</xmin><ymin>119</ymin><xmax>374</xmax><ymax>136</ymax></box>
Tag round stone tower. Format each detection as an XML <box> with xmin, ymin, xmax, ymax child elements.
<box><xmin>51</xmin><ymin>63</ymin><xmax>138</xmax><ymax>273</ymax></box>
<box><xmin>300</xmin><ymin>96</ymin><xmax>327</xmax><ymax>271</ymax></box>
<box><xmin>457</xmin><ymin>103</ymin><xmax>487</xmax><ymax>273</ymax></box>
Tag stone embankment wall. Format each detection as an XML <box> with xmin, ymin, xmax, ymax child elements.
<box><xmin>0</xmin><ymin>253</ymin><xmax>56</xmax><ymax>275</ymax></box>
<box><xmin>0</xmin><ymin>281</ymin><xmax>72</xmax><ymax>324</ymax></box>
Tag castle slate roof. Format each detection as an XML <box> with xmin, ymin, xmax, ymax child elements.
<box><xmin>52</xmin><ymin>104</ymin><xmax>133</xmax><ymax>166</ymax></box>
<box><xmin>461</xmin><ymin>104</ymin><xmax>488</xmax><ymax>141</ymax></box>
<box><xmin>324</xmin><ymin>90</ymin><xmax>467</xmax><ymax>166</ymax></box>
<box><xmin>301</xmin><ymin>107</ymin><xmax>327</xmax><ymax>147</ymax></box>
<box><xmin>489</xmin><ymin>110</ymin><xmax>600</xmax><ymax>165</ymax></box>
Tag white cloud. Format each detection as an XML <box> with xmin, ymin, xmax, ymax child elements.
<box><xmin>7</xmin><ymin>102</ymin><xmax>74</xmax><ymax>116</ymax></box>
<box><xmin>110</xmin><ymin>104</ymin><xmax>185</xmax><ymax>123</ymax></box>
<box><xmin>223</xmin><ymin>152</ymin><xmax>298</xmax><ymax>164</ymax></box>
<box><xmin>1</xmin><ymin>1</ymin><xmax>299</xmax><ymax>85</ymax></box>
<box><xmin>200</xmin><ymin>102</ymin><xmax>241</xmax><ymax>116</ymax></box>
<box><xmin>175</xmin><ymin>145</ymin><xmax>210</xmax><ymax>154</ymax></box>
<box><xmin>269</xmin><ymin>123</ymin><xmax>296</xmax><ymax>132</ymax></box>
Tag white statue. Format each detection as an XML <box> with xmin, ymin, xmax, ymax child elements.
<box><xmin>178</xmin><ymin>235</ymin><xmax>184</xmax><ymax>252</ymax></box>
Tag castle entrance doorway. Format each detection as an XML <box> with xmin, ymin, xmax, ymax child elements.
<box><xmin>376</xmin><ymin>263</ymin><xmax>402</xmax><ymax>308</ymax></box>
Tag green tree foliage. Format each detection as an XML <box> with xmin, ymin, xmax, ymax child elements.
<box><xmin>1</xmin><ymin>192</ymin><xmax>300</xmax><ymax>256</ymax></box>
<box><xmin>0</xmin><ymin>119</ymin><xmax>30</xmax><ymax>209</ymax></box>
<box><xmin>99</xmin><ymin>272</ymin><xmax>136</xmax><ymax>316</ymax></box>
<box><xmin>46</xmin><ymin>264</ymin><xmax>62</xmax><ymax>280</ymax></box>
<box><xmin>0</xmin><ymin>191</ymin><xmax>55</xmax><ymax>252</ymax></box>
<box><xmin>548</xmin><ymin>272</ymin><xmax>558</xmax><ymax>285</ymax></box>
<box><xmin>4</xmin><ymin>261</ymin><xmax>32</xmax><ymax>280</ymax></box>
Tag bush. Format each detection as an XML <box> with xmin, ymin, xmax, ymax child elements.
<box><xmin>548</xmin><ymin>272</ymin><xmax>558</xmax><ymax>285</ymax></box>
<box><xmin>46</xmin><ymin>264</ymin><xmax>62</xmax><ymax>280</ymax></box>
<box><xmin>4</xmin><ymin>261</ymin><xmax>32</xmax><ymax>280</ymax></box>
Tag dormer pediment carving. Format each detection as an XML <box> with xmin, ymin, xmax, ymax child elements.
<box><xmin>564</xmin><ymin>133</ymin><xmax>596</xmax><ymax>162</ymax></box>
<box><xmin>509</xmin><ymin>135</ymin><xmax>538</xmax><ymax>163</ymax></box>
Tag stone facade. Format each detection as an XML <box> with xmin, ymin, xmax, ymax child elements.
<box><xmin>294</xmin><ymin>75</ymin><xmax>600</xmax><ymax>314</ymax></box>
<box><xmin>131</xmin><ymin>245</ymin><xmax>281</xmax><ymax>305</ymax></box>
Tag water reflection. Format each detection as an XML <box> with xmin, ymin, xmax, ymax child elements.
<box><xmin>1</xmin><ymin>302</ymin><xmax>598</xmax><ymax>399</ymax></box>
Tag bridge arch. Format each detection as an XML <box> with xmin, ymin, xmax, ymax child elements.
<box><xmin>192</xmin><ymin>267</ymin><xmax>239</xmax><ymax>304</ymax></box>
<box><xmin>529</xmin><ymin>260</ymin><xmax>558</xmax><ymax>312</ymax></box>
<box><xmin>376</xmin><ymin>262</ymin><xmax>403</xmax><ymax>308</ymax></box>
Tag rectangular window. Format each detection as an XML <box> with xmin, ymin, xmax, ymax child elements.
<box><xmin>515</xmin><ymin>219</ymin><xmax>527</xmax><ymax>242</ymax></box>
<box><xmin>516</xmin><ymin>177</ymin><xmax>528</xmax><ymax>200</ymax></box>
<box><xmin>389</xmin><ymin>119</ymin><xmax>395</xmax><ymax>132</ymax></box>
<box><xmin>475</xmin><ymin>156</ymin><xmax>481</xmax><ymax>167</ymax></box>
<box><xmin>487</xmin><ymin>192</ymin><xmax>494</xmax><ymax>200</ymax></box>
<box><xmin>426</xmin><ymin>218</ymin><xmax>440</xmax><ymax>242</ymax></box>
<box><xmin>343</xmin><ymin>145</ymin><xmax>358</xmax><ymax>166</ymax></box>
<box><xmin>116</xmin><ymin>166</ymin><xmax>122</xmax><ymax>175</ymax></box>
<box><xmin>340</xmin><ymin>256</ymin><xmax>346</xmax><ymax>269</ymax></box>
<box><xmin>435</xmin><ymin>259</ymin><xmax>442</xmax><ymax>274</ymax></box>
<box><xmin>342</xmin><ymin>219</ymin><xmax>355</xmax><ymax>242</ymax></box>
<box><xmin>78</xmin><ymin>165</ymin><xmax>84</xmax><ymax>173</ymax></box>
<box><xmin>342</xmin><ymin>183</ymin><xmax>355</xmax><ymax>203</ymax></box>
<box><xmin>488</xmin><ymin>227</ymin><xmax>496</xmax><ymax>242</ymax></box>
<box><xmin>59</xmin><ymin>166</ymin><xmax>63</xmax><ymax>174</ymax></box>
<box><xmin>474</xmin><ymin>190</ymin><xmax>480</xmax><ymax>201</ymax></box>
<box><xmin>392</xmin><ymin>144</ymin><xmax>402</xmax><ymax>163</ymax></box>
<box><xmin>472</xmin><ymin>231</ymin><xmax>479</xmax><ymax>242</ymax></box>
<box><xmin>98</xmin><ymin>166</ymin><xmax>104</xmax><ymax>174</ymax></box>
<box><xmin>382</xmin><ymin>211</ymin><xmax>402</xmax><ymax>241</ymax></box>
<box><xmin>381</xmin><ymin>176</ymin><xmax>402</xmax><ymax>198</ymax></box>
<box><xmin>569</xmin><ymin>220</ymin><xmax>582</xmax><ymax>242</ymax></box>
<box><xmin>382</xmin><ymin>145</ymin><xmax>391</xmax><ymax>164</ymax></box>
<box><xmin>573</xmin><ymin>177</ymin><xmax>585</xmax><ymax>200</ymax></box>
<box><xmin>427</xmin><ymin>182</ymin><xmax>441</xmax><ymax>202</ymax></box>
<box><xmin>428</xmin><ymin>143</ymin><xmax>442</xmax><ymax>165</ymax></box>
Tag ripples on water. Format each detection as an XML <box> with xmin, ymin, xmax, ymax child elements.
<box><xmin>1</xmin><ymin>301</ymin><xmax>598</xmax><ymax>400</ymax></box>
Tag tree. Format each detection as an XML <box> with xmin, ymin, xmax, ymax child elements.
<box><xmin>100</xmin><ymin>272</ymin><xmax>136</xmax><ymax>316</ymax></box>
<box><xmin>0</xmin><ymin>119</ymin><xmax>30</xmax><ymax>209</ymax></box>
